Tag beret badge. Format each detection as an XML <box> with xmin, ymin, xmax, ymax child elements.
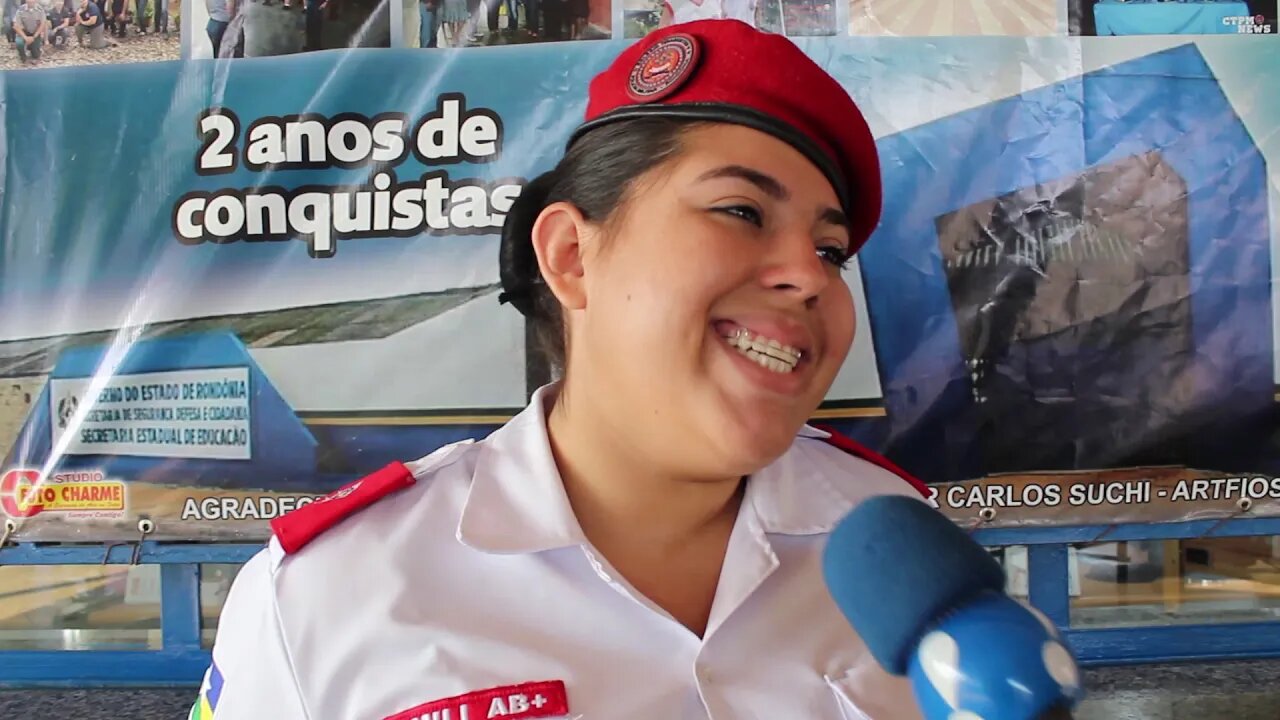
<box><xmin>626</xmin><ymin>34</ymin><xmax>701</xmax><ymax>103</ymax></box>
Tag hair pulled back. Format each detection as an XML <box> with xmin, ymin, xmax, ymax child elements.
<box><xmin>498</xmin><ymin>117</ymin><xmax>703</xmax><ymax>377</ymax></box>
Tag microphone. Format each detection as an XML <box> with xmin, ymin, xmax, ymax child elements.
<box><xmin>821</xmin><ymin>495</ymin><xmax>1084</xmax><ymax>720</ymax></box>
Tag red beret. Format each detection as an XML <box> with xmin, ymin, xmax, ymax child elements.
<box><xmin>568</xmin><ymin>20</ymin><xmax>883</xmax><ymax>254</ymax></box>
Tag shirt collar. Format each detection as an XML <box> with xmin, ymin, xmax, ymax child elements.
<box><xmin>457</xmin><ymin>383</ymin><xmax>588</xmax><ymax>554</ymax></box>
<box><xmin>457</xmin><ymin>387</ymin><xmax>852</xmax><ymax>553</ymax></box>
<box><xmin>747</xmin><ymin>423</ymin><xmax>863</xmax><ymax>536</ymax></box>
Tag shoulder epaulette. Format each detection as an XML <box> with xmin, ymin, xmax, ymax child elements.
<box><xmin>270</xmin><ymin>461</ymin><xmax>417</xmax><ymax>555</ymax></box>
<box><xmin>809</xmin><ymin>424</ymin><xmax>933</xmax><ymax>501</ymax></box>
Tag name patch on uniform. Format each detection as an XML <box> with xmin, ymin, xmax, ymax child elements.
<box><xmin>384</xmin><ymin>680</ymin><xmax>570</xmax><ymax>720</ymax></box>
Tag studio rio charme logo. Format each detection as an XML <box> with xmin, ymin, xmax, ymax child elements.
<box><xmin>0</xmin><ymin>468</ymin><xmax>127</xmax><ymax>519</ymax></box>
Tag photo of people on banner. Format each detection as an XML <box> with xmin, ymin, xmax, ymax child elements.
<box><xmin>1069</xmin><ymin>0</ymin><xmax>1275</xmax><ymax>36</ymax></box>
<box><xmin>2</xmin><ymin>0</ymin><xmax>177</xmax><ymax>69</ymax></box>
<box><xmin>186</xmin><ymin>0</ymin><xmax>390</xmax><ymax>58</ymax></box>
<box><xmin>624</xmin><ymin>0</ymin><xmax>835</xmax><ymax>37</ymax></box>
<box><xmin>406</xmin><ymin>0</ymin><xmax>608</xmax><ymax>47</ymax></box>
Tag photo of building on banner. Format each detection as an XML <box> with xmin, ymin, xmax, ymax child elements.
<box><xmin>184</xmin><ymin>0</ymin><xmax>390</xmax><ymax>58</ymax></box>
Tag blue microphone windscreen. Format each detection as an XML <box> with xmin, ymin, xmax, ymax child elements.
<box><xmin>822</xmin><ymin>494</ymin><xmax>1006</xmax><ymax>676</ymax></box>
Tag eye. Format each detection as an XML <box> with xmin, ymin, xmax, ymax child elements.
<box><xmin>716</xmin><ymin>204</ymin><xmax>763</xmax><ymax>227</ymax></box>
<box><xmin>817</xmin><ymin>245</ymin><xmax>852</xmax><ymax>270</ymax></box>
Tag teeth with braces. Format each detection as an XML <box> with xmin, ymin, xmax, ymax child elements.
<box><xmin>724</xmin><ymin>328</ymin><xmax>803</xmax><ymax>374</ymax></box>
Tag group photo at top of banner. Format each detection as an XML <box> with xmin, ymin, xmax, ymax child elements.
<box><xmin>1</xmin><ymin>0</ymin><xmax>1279</xmax><ymax>543</ymax></box>
<box><xmin>5</xmin><ymin>0</ymin><xmax>1274</xmax><ymax>69</ymax></box>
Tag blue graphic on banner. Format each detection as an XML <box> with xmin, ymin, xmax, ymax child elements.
<box><xmin>859</xmin><ymin>43</ymin><xmax>1275</xmax><ymax>484</ymax></box>
<box><xmin>8</xmin><ymin>332</ymin><xmax>318</xmax><ymax>491</ymax></box>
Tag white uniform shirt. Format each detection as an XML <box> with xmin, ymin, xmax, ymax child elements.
<box><xmin>199</xmin><ymin>385</ymin><xmax>926</xmax><ymax>720</ymax></box>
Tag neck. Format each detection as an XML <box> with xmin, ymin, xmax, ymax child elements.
<box><xmin>545</xmin><ymin>384</ymin><xmax>744</xmax><ymax>553</ymax></box>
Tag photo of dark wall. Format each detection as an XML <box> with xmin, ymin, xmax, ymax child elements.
<box><xmin>1069</xmin><ymin>0</ymin><xmax>1275</xmax><ymax>36</ymax></box>
<box><xmin>936</xmin><ymin>151</ymin><xmax>1203</xmax><ymax>474</ymax></box>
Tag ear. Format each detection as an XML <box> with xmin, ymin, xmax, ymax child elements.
<box><xmin>530</xmin><ymin>201</ymin><xmax>592</xmax><ymax>312</ymax></box>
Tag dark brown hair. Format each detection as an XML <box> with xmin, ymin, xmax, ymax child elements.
<box><xmin>498</xmin><ymin>117</ymin><xmax>704</xmax><ymax>376</ymax></box>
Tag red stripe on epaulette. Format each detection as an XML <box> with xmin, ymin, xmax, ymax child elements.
<box><xmin>810</xmin><ymin>425</ymin><xmax>931</xmax><ymax>500</ymax></box>
<box><xmin>270</xmin><ymin>462</ymin><xmax>417</xmax><ymax>555</ymax></box>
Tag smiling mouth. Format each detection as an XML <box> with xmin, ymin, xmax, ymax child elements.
<box><xmin>722</xmin><ymin>328</ymin><xmax>803</xmax><ymax>374</ymax></box>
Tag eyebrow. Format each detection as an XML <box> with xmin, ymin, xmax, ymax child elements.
<box><xmin>696</xmin><ymin>164</ymin><xmax>852</xmax><ymax>233</ymax></box>
<box><xmin>697</xmin><ymin>165</ymin><xmax>790</xmax><ymax>201</ymax></box>
<box><xmin>819</xmin><ymin>207</ymin><xmax>852</xmax><ymax>234</ymax></box>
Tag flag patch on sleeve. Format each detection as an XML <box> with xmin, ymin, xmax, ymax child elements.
<box><xmin>189</xmin><ymin>661</ymin><xmax>225</xmax><ymax>720</ymax></box>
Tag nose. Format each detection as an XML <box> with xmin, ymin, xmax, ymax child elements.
<box><xmin>757</xmin><ymin>231</ymin><xmax>831</xmax><ymax>306</ymax></box>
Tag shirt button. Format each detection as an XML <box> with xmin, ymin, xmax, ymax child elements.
<box><xmin>697</xmin><ymin>665</ymin><xmax>713</xmax><ymax>684</ymax></box>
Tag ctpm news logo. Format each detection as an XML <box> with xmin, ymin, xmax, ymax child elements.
<box><xmin>1</xmin><ymin>468</ymin><xmax>127</xmax><ymax>518</ymax></box>
<box><xmin>1224</xmin><ymin>14</ymin><xmax>1273</xmax><ymax>33</ymax></box>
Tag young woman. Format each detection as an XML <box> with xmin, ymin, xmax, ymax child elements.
<box><xmin>196</xmin><ymin>18</ymin><xmax>929</xmax><ymax>720</ymax></box>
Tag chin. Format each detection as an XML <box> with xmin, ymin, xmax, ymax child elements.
<box><xmin>712</xmin><ymin>409</ymin><xmax>805</xmax><ymax>475</ymax></box>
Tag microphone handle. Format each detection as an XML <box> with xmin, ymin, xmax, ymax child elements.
<box><xmin>906</xmin><ymin>592</ymin><xmax>1084</xmax><ymax>720</ymax></box>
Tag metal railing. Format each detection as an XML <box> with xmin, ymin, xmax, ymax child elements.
<box><xmin>1</xmin><ymin>515</ymin><xmax>1279</xmax><ymax>686</ymax></box>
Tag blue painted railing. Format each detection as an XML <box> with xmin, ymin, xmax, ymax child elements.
<box><xmin>1</xmin><ymin>515</ymin><xmax>1278</xmax><ymax>687</ymax></box>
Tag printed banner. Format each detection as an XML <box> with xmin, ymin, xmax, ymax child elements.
<box><xmin>1</xmin><ymin>33</ymin><xmax>1277</xmax><ymax>541</ymax></box>
<box><xmin>50</xmin><ymin>368</ymin><xmax>253</xmax><ymax>461</ymax></box>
